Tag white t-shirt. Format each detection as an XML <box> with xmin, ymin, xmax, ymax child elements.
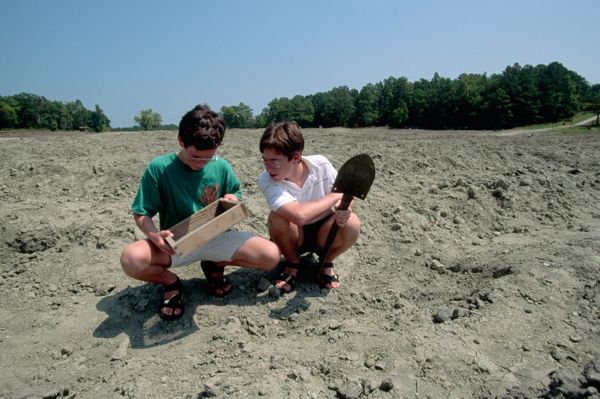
<box><xmin>258</xmin><ymin>155</ymin><xmax>338</xmax><ymax>211</ymax></box>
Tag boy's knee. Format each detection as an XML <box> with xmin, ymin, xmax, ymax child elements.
<box><xmin>119</xmin><ymin>246</ymin><xmax>135</xmax><ymax>275</ymax></box>
<box><xmin>120</xmin><ymin>243</ymin><xmax>147</xmax><ymax>278</ymax></box>
<box><xmin>263</xmin><ymin>241</ymin><xmax>282</xmax><ymax>269</ymax></box>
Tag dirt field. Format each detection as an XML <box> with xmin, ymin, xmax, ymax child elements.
<box><xmin>0</xmin><ymin>127</ymin><xmax>599</xmax><ymax>398</ymax></box>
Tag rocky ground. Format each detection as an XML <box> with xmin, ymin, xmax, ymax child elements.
<box><xmin>0</xmin><ymin>126</ymin><xmax>599</xmax><ymax>399</ymax></box>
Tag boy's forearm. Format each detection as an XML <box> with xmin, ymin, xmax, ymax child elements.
<box><xmin>280</xmin><ymin>193</ymin><xmax>341</xmax><ymax>226</ymax></box>
<box><xmin>133</xmin><ymin>213</ymin><xmax>159</xmax><ymax>236</ymax></box>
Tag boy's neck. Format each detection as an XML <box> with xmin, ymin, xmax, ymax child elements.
<box><xmin>286</xmin><ymin>158</ymin><xmax>308</xmax><ymax>188</ymax></box>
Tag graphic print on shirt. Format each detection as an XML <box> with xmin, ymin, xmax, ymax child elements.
<box><xmin>200</xmin><ymin>184</ymin><xmax>218</xmax><ymax>206</ymax></box>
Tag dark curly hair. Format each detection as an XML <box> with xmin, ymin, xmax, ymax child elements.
<box><xmin>178</xmin><ymin>104</ymin><xmax>225</xmax><ymax>150</ymax></box>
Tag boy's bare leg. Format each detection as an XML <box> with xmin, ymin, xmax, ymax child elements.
<box><xmin>267</xmin><ymin>211</ymin><xmax>304</xmax><ymax>291</ymax></box>
<box><xmin>220</xmin><ymin>236</ymin><xmax>281</xmax><ymax>270</ymax></box>
<box><xmin>120</xmin><ymin>239</ymin><xmax>181</xmax><ymax>318</ymax></box>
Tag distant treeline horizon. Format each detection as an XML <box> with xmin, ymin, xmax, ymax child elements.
<box><xmin>1</xmin><ymin>61</ymin><xmax>599</xmax><ymax>132</ymax></box>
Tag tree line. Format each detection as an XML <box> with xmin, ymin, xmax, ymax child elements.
<box><xmin>223</xmin><ymin>62</ymin><xmax>600</xmax><ymax>130</ymax></box>
<box><xmin>0</xmin><ymin>93</ymin><xmax>110</xmax><ymax>132</ymax></box>
<box><xmin>2</xmin><ymin>62</ymin><xmax>598</xmax><ymax>132</ymax></box>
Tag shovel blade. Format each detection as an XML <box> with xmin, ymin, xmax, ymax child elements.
<box><xmin>332</xmin><ymin>153</ymin><xmax>375</xmax><ymax>200</ymax></box>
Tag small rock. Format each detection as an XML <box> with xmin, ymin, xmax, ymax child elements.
<box><xmin>111</xmin><ymin>338</ymin><xmax>129</xmax><ymax>361</ymax></box>
<box><xmin>335</xmin><ymin>380</ymin><xmax>363</xmax><ymax>399</ymax></box>
<box><xmin>268</xmin><ymin>285</ymin><xmax>282</xmax><ymax>297</ymax></box>
<box><xmin>224</xmin><ymin>317</ymin><xmax>242</xmax><ymax>333</ymax></box>
<box><xmin>379</xmin><ymin>378</ymin><xmax>394</xmax><ymax>392</ymax></box>
<box><xmin>433</xmin><ymin>309</ymin><xmax>453</xmax><ymax>323</ymax></box>
<box><xmin>493</xmin><ymin>266</ymin><xmax>513</xmax><ymax>278</ymax></box>
<box><xmin>467</xmin><ymin>186</ymin><xmax>476</xmax><ymax>199</ymax></box>
<box><xmin>60</xmin><ymin>345</ymin><xmax>74</xmax><ymax>357</ymax></box>
<box><xmin>569</xmin><ymin>335</ymin><xmax>582</xmax><ymax>343</ymax></box>
<box><xmin>583</xmin><ymin>361</ymin><xmax>600</xmax><ymax>386</ymax></box>
<box><xmin>453</xmin><ymin>216</ymin><xmax>464</xmax><ymax>225</ymax></box>
<box><xmin>429</xmin><ymin>259</ymin><xmax>445</xmax><ymax>273</ymax></box>
<box><xmin>202</xmin><ymin>376</ymin><xmax>222</xmax><ymax>397</ymax></box>
<box><xmin>329</xmin><ymin>320</ymin><xmax>342</xmax><ymax>330</ymax></box>
<box><xmin>452</xmin><ymin>308</ymin><xmax>469</xmax><ymax>319</ymax></box>
<box><xmin>256</xmin><ymin>278</ymin><xmax>271</xmax><ymax>292</ymax></box>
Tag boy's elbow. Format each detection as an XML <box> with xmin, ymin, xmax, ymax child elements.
<box><xmin>293</xmin><ymin>212</ymin><xmax>312</xmax><ymax>226</ymax></box>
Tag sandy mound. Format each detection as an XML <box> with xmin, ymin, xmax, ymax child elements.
<box><xmin>0</xmin><ymin>127</ymin><xmax>599</xmax><ymax>398</ymax></box>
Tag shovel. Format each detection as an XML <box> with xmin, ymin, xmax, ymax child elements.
<box><xmin>317</xmin><ymin>153</ymin><xmax>376</xmax><ymax>273</ymax></box>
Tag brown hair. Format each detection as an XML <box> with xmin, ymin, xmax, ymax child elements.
<box><xmin>259</xmin><ymin>121</ymin><xmax>304</xmax><ymax>157</ymax></box>
<box><xmin>178</xmin><ymin>104</ymin><xmax>225</xmax><ymax>150</ymax></box>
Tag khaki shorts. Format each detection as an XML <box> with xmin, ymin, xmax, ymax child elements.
<box><xmin>170</xmin><ymin>230</ymin><xmax>256</xmax><ymax>267</ymax></box>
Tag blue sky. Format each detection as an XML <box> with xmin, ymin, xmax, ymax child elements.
<box><xmin>1</xmin><ymin>0</ymin><xmax>598</xmax><ymax>128</ymax></box>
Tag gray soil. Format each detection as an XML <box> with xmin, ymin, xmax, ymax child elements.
<box><xmin>0</xmin><ymin>127</ymin><xmax>599</xmax><ymax>399</ymax></box>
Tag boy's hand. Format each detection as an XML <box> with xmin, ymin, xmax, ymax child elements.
<box><xmin>335</xmin><ymin>208</ymin><xmax>352</xmax><ymax>227</ymax></box>
<box><xmin>223</xmin><ymin>193</ymin><xmax>239</xmax><ymax>202</ymax></box>
<box><xmin>148</xmin><ymin>230</ymin><xmax>175</xmax><ymax>255</ymax></box>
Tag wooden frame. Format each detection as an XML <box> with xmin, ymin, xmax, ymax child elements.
<box><xmin>164</xmin><ymin>199</ymin><xmax>249</xmax><ymax>257</ymax></box>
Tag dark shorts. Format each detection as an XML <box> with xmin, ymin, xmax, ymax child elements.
<box><xmin>297</xmin><ymin>216</ymin><xmax>330</xmax><ymax>256</ymax></box>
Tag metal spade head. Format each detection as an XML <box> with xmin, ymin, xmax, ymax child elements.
<box><xmin>332</xmin><ymin>153</ymin><xmax>375</xmax><ymax>200</ymax></box>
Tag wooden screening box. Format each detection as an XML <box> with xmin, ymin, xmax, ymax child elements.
<box><xmin>165</xmin><ymin>199</ymin><xmax>249</xmax><ymax>257</ymax></box>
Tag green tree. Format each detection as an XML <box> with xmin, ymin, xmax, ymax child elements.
<box><xmin>12</xmin><ymin>93</ymin><xmax>46</xmax><ymax>128</ymax></box>
<box><xmin>262</xmin><ymin>97</ymin><xmax>292</xmax><ymax>123</ymax></box>
<box><xmin>452</xmin><ymin>73</ymin><xmax>487</xmax><ymax>129</ymax></box>
<box><xmin>355</xmin><ymin>83</ymin><xmax>380</xmax><ymax>126</ymax></box>
<box><xmin>288</xmin><ymin>95</ymin><xmax>314</xmax><ymax>127</ymax></box>
<box><xmin>318</xmin><ymin>86</ymin><xmax>356</xmax><ymax>127</ymax></box>
<box><xmin>0</xmin><ymin>99</ymin><xmax>19</xmax><ymax>129</ymax></box>
<box><xmin>377</xmin><ymin>77</ymin><xmax>411</xmax><ymax>127</ymax></box>
<box><xmin>89</xmin><ymin>105</ymin><xmax>111</xmax><ymax>132</ymax></box>
<box><xmin>389</xmin><ymin>102</ymin><xmax>409</xmax><ymax>128</ymax></box>
<box><xmin>220</xmin><ymin>103</ymin><xmax>254</xmax><ymax>128</ymax></box>
<box><xmin>67</xmin><ymin>100</ymin><xmax>89</xmax><ymax>130</ymax></box>
<box><xmin>134</xmin><ymin>109</ymin><xmax>162</xmax><ymax>130</ymax></box>
<box><xmin>592</xmin><ymin>91</ymin><xmax>600</xmax><ymax>126</ymax></box>
<box><xmin>538</xmin><ymin>62</ymin><xmax>580</xmax><ymax>122</ymax></box>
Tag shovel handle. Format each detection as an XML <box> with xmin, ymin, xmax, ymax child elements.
<box><xmin>318</xmin><ymin>193</ymin><xmax>353</xmax><ymax>272</ymax></box>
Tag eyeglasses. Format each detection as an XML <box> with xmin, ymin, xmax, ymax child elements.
<box><xmin>190</xmin><ymin>154</ymin><xmax>218</xmax><ymax>162</ymax></box>
<box><xmin>261</xmin><ymin>157</ymin><xmax>288</xmax><ymax>169</ymax></box>
<box><xmin>184</xmin><ymin>147</ymin><xmax>218</xmax><ymax>163</ymax></box>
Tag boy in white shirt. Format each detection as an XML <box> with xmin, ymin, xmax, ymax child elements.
<box><xmin>258</xmin><ymin>122</ymin><xmax>361</xmax><ymax>292</ymax></box>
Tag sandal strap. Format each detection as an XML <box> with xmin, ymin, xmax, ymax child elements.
<box><xmin>206</xmin><ymin>275</ymin><xmax>229</xmax><ymax>288</ymax></box>
<box><xmin>160</xmin><ymin>279</ymin><xmax>184</xmax><ymax>321</ymax></box>
<box><xmin>162</xmin><ymin>292</ymin><xmax>182</xmax><ymax>306</ymax></box>
<box><xmin>318</xmin><ymin>272</ymin><xmax>340</xmax><ymax>288</ymax></box>
<box><xmin>164</xmin><ymin>277</ymin><xmax>182</xmax><ymax>293</ymax></box>
<box><xmin>201</xmin><ymin>260</ymin><xmax>222</xmax><ymax>275</ymax></box>
<box><xmin>283</xmin><ymin>261</ymin><xmax>301</xmax><ymax>271</ymax></box>
<box><xmin>279</xmin><ymin>271</ymin><xmax>297</xmax><ymax>285</ymax></box>
<box><xmin>201</xmin><ymin>261</ymin><xmax>232</xmax><ymax>297</ymax></box>
<box><xmin>321</xmin><ymin>262</ymin><xmax>334</xmax><ymax>270</ymax></box>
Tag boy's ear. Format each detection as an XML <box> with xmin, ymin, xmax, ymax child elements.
<box><xmin>291</xmin><ymin>152</ymin><xmax>302</xmax><ymax>162</ymax></box>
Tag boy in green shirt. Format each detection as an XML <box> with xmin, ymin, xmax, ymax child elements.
<box><xmin>120</xmin><ymin>105</ymin><xmax>280</xmax><ymax>321</ymax></box>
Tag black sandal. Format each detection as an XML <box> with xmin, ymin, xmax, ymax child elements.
<box><xmin>201</xmin><ymin>261</ymin><xmax>233</xmax><ymax>297</ymax></box>
<box><xmin>159</xmin><ymin>278</ymin><xmax>184</xmax><ymax>321</ymax></box>
<box><xmin>318</xmin><ymin>263</ymin><xmax>341</xmax><ymax>289</ymax></box>
<box><xmin>273</xmin><ymin>262</ymin><xmax>300</xmax><ymax>293</ymax></box>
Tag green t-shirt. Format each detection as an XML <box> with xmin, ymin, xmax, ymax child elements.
<box><xmin>131</xmin><ymin>153</ymin><xmax>242</xmax><ymax>230</ymax></box>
